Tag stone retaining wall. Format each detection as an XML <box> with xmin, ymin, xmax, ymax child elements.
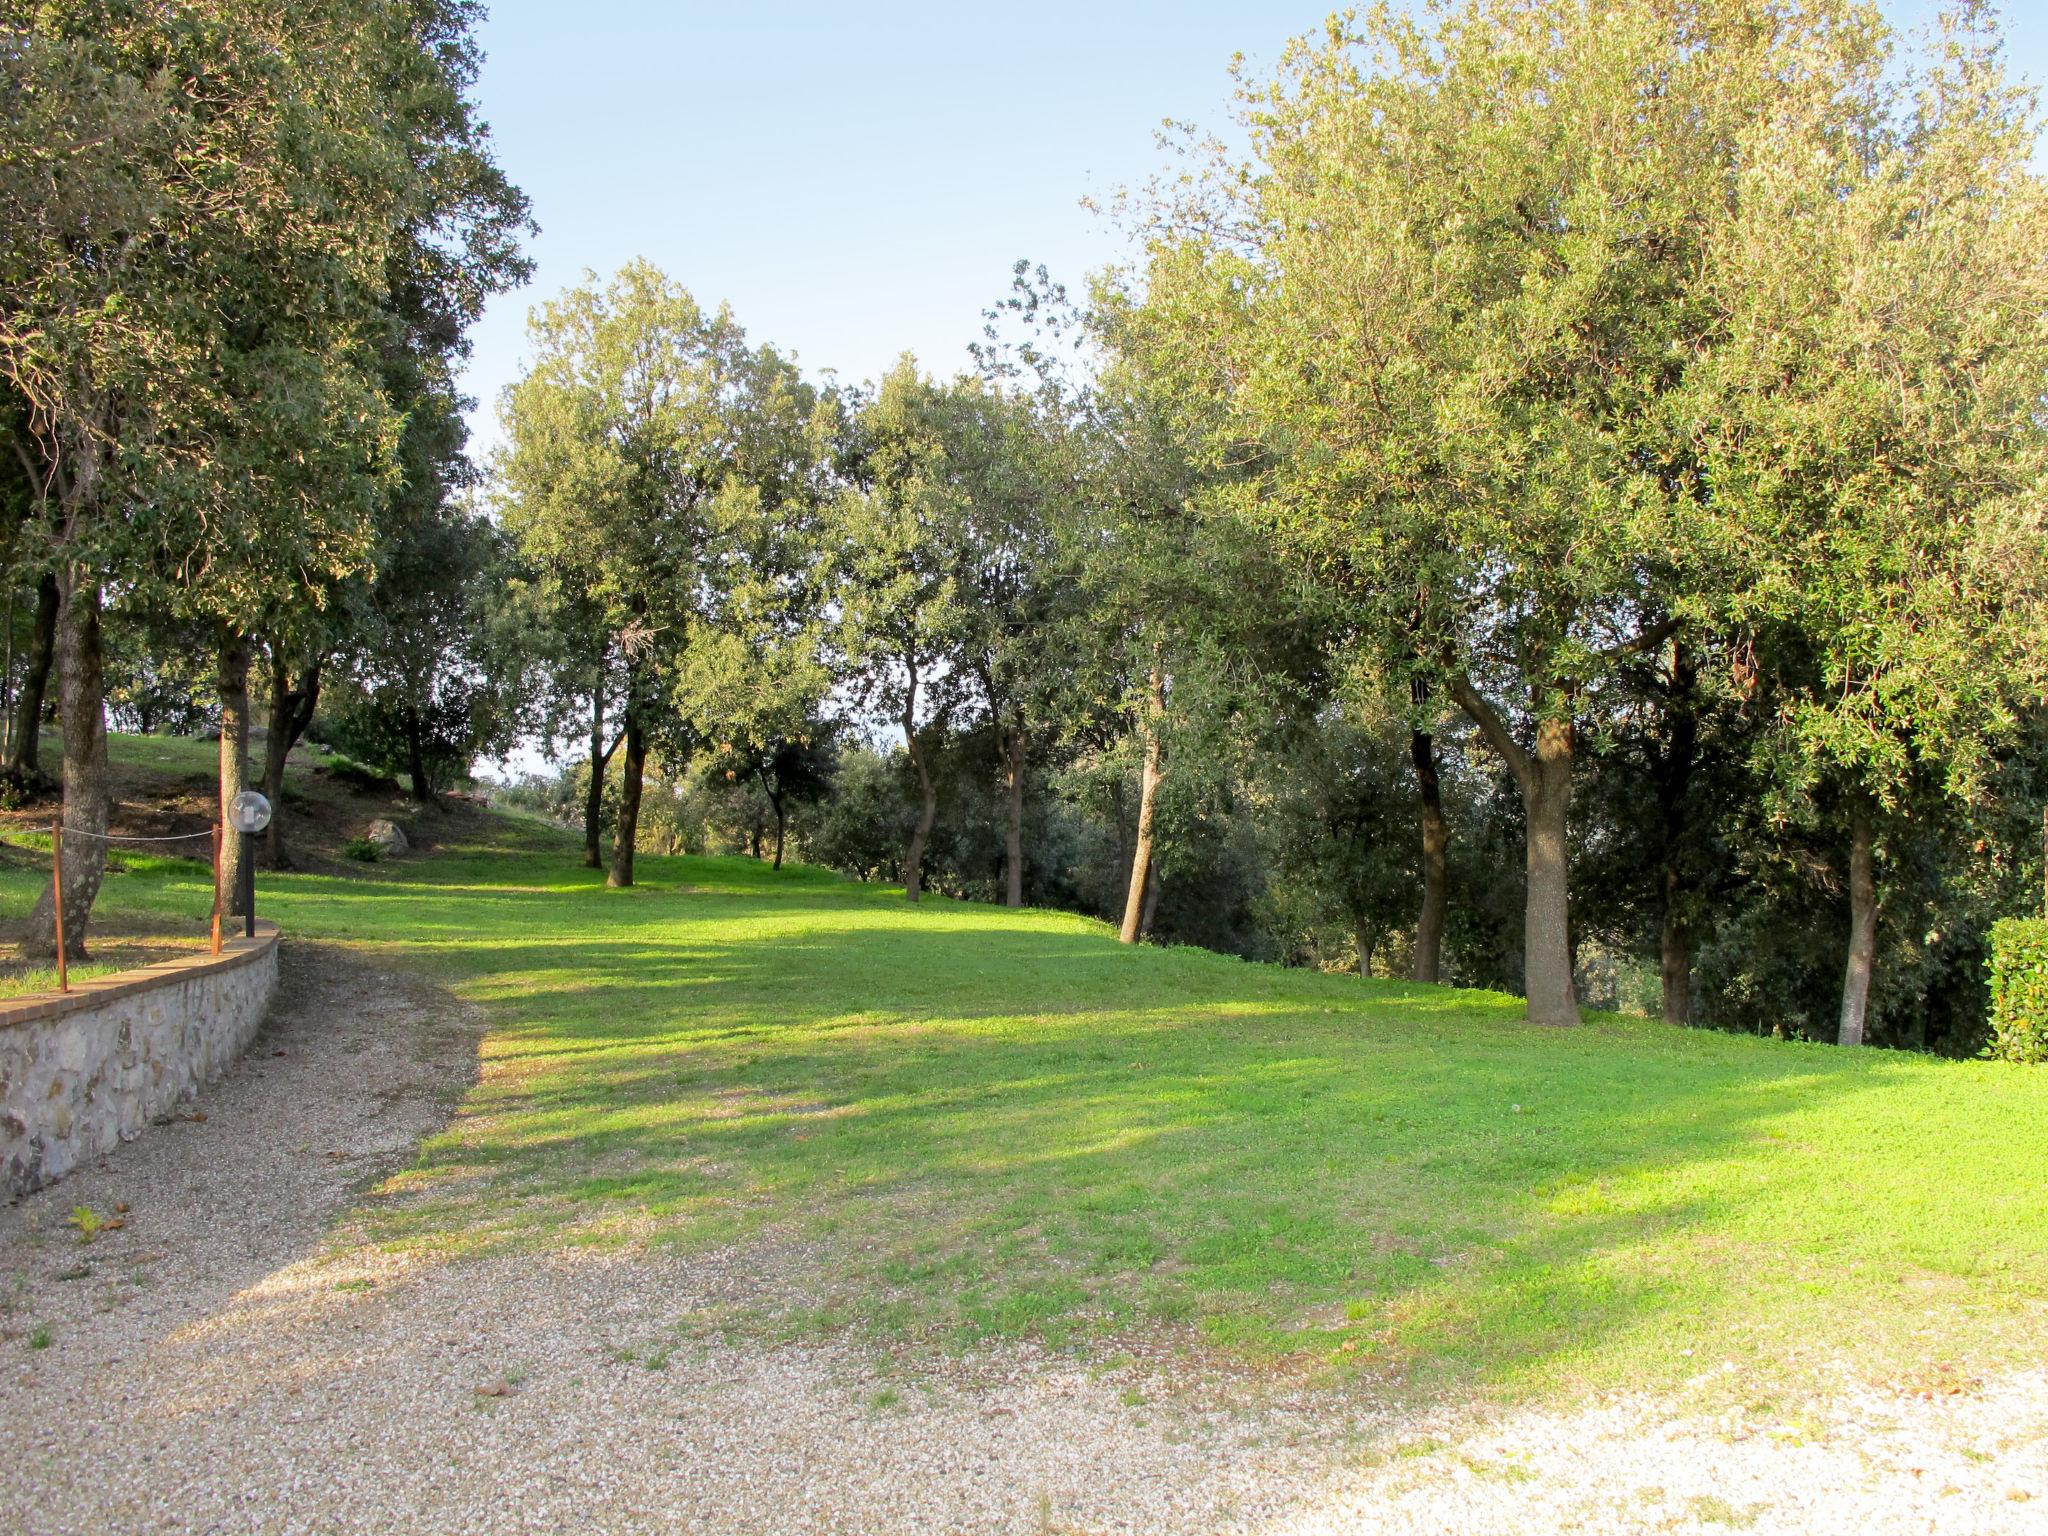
<box><xmin>0</xmin><ymin>923</ymin><xmax>280</xmax><ymax>1195</ymax></box>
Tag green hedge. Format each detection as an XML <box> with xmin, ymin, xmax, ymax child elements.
<box><xmin>1988</xmin><ymin>918</ymin><xmax>2048</xmax><ymax>1063</ymax></box>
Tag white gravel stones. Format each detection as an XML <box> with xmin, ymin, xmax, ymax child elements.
<box><xmin>3</xmin><ymin>945</ymin><xmax>2043</xmax><ymax>1534</ymax></box>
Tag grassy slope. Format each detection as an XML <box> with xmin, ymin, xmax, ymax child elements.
<box><xmin>6</xmin><ymin>734</ymin><xmax>2046</xmax><ymax>1407</ymax></box>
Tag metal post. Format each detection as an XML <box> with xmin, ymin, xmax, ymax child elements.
<box><xmin>211</xmin><ymin>821</ymin><xmax>223</xmax><ymax>954</ymax></box>
<box><xmin>50</xmin><ymin>819</ymin><xmax>66</xmax><ymax>993</ymax></box>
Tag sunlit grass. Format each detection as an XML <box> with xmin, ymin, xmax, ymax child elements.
<box><xmin>5</xmin><ymin>757</ymin><xmax>2046</xmax><ymax>1404</ymax></box>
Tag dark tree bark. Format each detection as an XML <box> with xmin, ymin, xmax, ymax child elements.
<box><xmin>217</xmin><ymin>629</ymin><xmax>251</xmax><ymax>916</ymax></box>
<box><xmin>582</xmin><ymin>686</ymin><xmax>623</xmax><ymax>871</ymax></box>
<box><xmin>402</xmin><ymin>709</ymin><xmax>438</xmax><ymax>809</ymax></box>
<box><xmin>901</xmin><ymin>654</ymin><xmax>937</xmax><ymax>902</ymax></box>
<box><xmin>6</xmin><ymin>572</ymin><xmax>57</xmax><ymax>779</ymax></box>
<box><xmin>755</xmin><ymin>765</ymin><xmax>788</xmax><ymax>871</ymax></box>
<box><xmin>903</xmin><ymin>729</ymin><xmax>936</xmax><ymax>900</ymax></box>
<box><xmin>1120</xmin><ymin>656</ymin><xmax>1166</xmax><ymax>945</ymax></box>
<box><xmin>1002</xmin><ymin>720</ymin><xmax>1026</xmax><ymax>908</ymax></box>
<box><xmin>1357</xmin><ymin>923</ymin><xmax>1376</xmax><ymax>979</ymax></box>
<box><xmin>260</xmin><ymin>645</ymin><xmax>320</xmax><ymax>869</ymax></box>
<box><xmin>1838</xmin><ymin>809</ymin><xmax>1877</xmax><ymax>1047</ymax></box>
<box><xmin>1409</xmin><ymin>727</ymin><xmax>1448</xmax><ymax>984</ymax></box>
<box><xmin>23</xmin><ymin>573</ymin><xmax>108</xmax><ymax>958</ymax></box>
<box><xmin>608</xmin><ymin>706</ymin><xmax>645</xmax><ymax>888</ymax></box>
<box><xmin>1522</xmin><ymin>719</ymin><xmax>1577</xmax><ymax>1024</ymax></box>
<box><xmin>1139</xmin><ymin>859</ymin><xmax>1161</xmax><ymax>938</ymax></box>
<box><xmin>1660</xmin><ymin>890</ymin><xmax>1693</xmax><ymax>1028</ymax></box>
<box><xmin>1450</xmin><ymin>675</ymin><xmax>1580</xmax><ymax>1026</ymax></box>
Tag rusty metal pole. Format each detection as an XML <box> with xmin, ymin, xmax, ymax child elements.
<box><xmin>50</xmin><ymin>818</ymin><xmax>66</xmax><ymax>993</ymax></box>
<box><xmin>211</xmin><ymin>821</ymin><xmax>223</xmax><ymax>954</ymax></box>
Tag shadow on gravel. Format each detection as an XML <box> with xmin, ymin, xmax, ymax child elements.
<box><xmin>0</xmin><ymin>940</ymin><xmax>485</xmax><ymax>1348</ymax></box>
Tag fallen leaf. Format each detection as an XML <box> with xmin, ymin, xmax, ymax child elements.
<box><xmin>476</xmin><ymin>1378</ymin><xmax>513</xmax><ymax>1398</ymax></box>
<box><xmin>113</xmin><ymin>1201</ymin><xmax>129</xmax><ymax>1214</ymax></box>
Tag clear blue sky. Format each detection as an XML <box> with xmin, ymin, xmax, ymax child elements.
<box><xmin>457</xmin><ymin>1</ymin><xmax>2048</xmax><ymax>451</ymax></box>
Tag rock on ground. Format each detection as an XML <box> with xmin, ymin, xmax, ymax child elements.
<box><xmin>363</xmin><ymin>819</ymin><xmax>408</xmax><ymax>855</ymax></box>
<box><xmin>2</xmin><ymin>945</ymin><xmax>2044</xmax><ymax>1535</ymax></box>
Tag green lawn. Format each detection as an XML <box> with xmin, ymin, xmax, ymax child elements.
<box><xmin>6</xmin><ymin>765</ymin><xmax>2046</xmax><ymax>1407</ymax></box>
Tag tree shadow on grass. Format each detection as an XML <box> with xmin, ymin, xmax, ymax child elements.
<box><xmin>324</xmin><ymin>865</ymin><xmax>2048</xmax><ymax>1401</ymax></box>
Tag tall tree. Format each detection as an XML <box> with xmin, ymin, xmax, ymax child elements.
<box><xmin>1692</xmin><ymin>5</ymin><xmax>2048</xmax><ymax>1045</ymax></box>
<box><xmin>497</xmin><ymin>262</ymin><xmax>815</xmax><ymax>887</ymax></box>
<box><xmin>1125</xmin><ymin>0</ymin><xmax>1860</xmax><ymax>1022</ymax></box>
<box><xmin>332</xmin><ymin>497</ymin><xmax>524</xmax><ymax>805</ymax></box>
<box><xmin>827</xmin><ymin>362</ymin><xmax>981</xmax><ymax>902</ymax></box>
<box><xmin>0</xmin><ymin>2</ymin><xmax>524</xmax><ymax>952</ymax></box>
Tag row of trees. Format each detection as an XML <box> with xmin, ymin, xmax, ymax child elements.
<box><xmin>1119</xmin><ymin>0</ymin><xmax>2048</xmax><ymax>1040</ymax></box>
<box><xmin>1</xmin><ymin>2</ymin><xmax>530</xmax><ymax>944</ymax></box>
<box><xmin>7</xmin><ymin>0</ymin><xmax>2044</xmax><ymax>1057</ymax></box>
<box><xmin>495</xmin><ymin>0</ymin><xmax>2048</xmax><ymax>1051</ymax></box>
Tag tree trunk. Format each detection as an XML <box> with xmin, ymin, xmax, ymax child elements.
<box><xmin>1119</xmin><ymin>657</ymin><xmax>1166</xmax><ymax>944</ymax></box>
<box><xmin>1139</xmin><ymin>860</ymin><xmax>1161</xmax><ymax>938</ymax></box>
<box><xmin>1003</xmin><ymin>721</ymin><xmax>1025</xmax><ymax>908</ymax></box>
<box><xmin>1660</xmin><ymin>886</ymin><xmax>1692</xmax><ymax>1028</ymax></box>
<box><xmin>6</xmin><ymin>573</ymin><xmax>57</xmax><ymax>779</ymax></box>
<box><xmin>261</xmin><ymin>646</ymin><xmax>320</xmax><ymax>870</ymax></box>
<box><xmin>902</xmin><ymin>728</ymin><xmax>936</xmax><ymax>900</ymax></box>
<box><xmin>1410</xmin><ymin>728</ymin><xmax>1447</xmax><ymax>984</ymax></box>
<box><xmin>608</xmin><ymin>707</ymin><xmax>645</xmax><ymax>889</ymax></box>
<box><xmin>23</xmin><ymin>574</ymin><xmax>108</xmax><ymax>958</ymax></box>
<box><xmin>218</xmin><ymin>629</ymin><xmax>251</xmax><ymax>917</ymax></box>
<box><xmin>584</xmin><ymin>686</ymin><xmax>610</xmax><ymax>870</ymax></box>
<box><xmin>1450</xmin><ymin>676</ymin><xmax>1579</xmax><ymax>1026</ymax></box>
<box><xmin>1838</xmin><ymin>810</ymin><xmax>1877</xmax><ymax>1047</ymax></box>
<box><xmin>1521</xmin><ymin>717</ymin><xmax>1579</xmax><ymax>1026</ymax></box>
<box><xmin>755</xmin><ymin>763</ymin><xmax>788</xmax><ymax>871</ymax></box>
<box><xmin>1357</xmin><ymin>923</ymin><xmax>1375</xmax><ymax>979</ymax></box>
<box><xmin>901</xmin><ymin>654</ymin><xmax>936</xmax><ymax>902</ymax></box>
<box><xmin>404</xmin><ymin>713</ymin><xmax>436</xmax><ymax>809</ymax></box>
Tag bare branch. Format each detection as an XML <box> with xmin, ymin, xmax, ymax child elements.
<box><xmin>1448</xmin><ymin>673</ymin><xmax>1533</xmax><ymax>793</ymax></box>
<box><xmin>1597</xmin><ymin>615</ymin><xmax>1683</xmax><ymax>666</ymax></box>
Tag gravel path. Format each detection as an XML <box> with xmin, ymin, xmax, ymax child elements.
<box><xmin>4</xmin><ymin>946</ymin><xmax>2045</xmax><ymax>1534</ymax></box>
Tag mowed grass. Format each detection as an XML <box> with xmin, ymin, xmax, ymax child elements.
<box><xmin>5</xmin><ymin>759</ymin><xmax>2046</xmax><ymax>1403</ymax></box>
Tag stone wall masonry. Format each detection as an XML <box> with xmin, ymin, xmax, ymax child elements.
<box><xmin>0</xmin><ymin>923</ymin><xmax>280</xmax><ymax>1195</ymax></box>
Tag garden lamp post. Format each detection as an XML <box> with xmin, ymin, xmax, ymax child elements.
<box><xmin>228</xmin><ymin>790</ymin><xmax>272</xmax><ymax>938</ymax></box>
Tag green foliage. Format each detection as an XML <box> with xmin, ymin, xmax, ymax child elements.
<box><xmin>495</xmin><ymin>262</ymin><xmax>819</xmax><ymax>746</ymax></box>
<box><xmin>1988</xmin><ymin>919</ymin><xmax>2048</xmax><ymax>1065</ymax></box>
<box><xmin>1691</xmin><ymin>4</ymin><xmax>2048</xmax><ymax>809</ymax></box>
<box><xmin>795</xmin><ymin>745</ymin><xmax>915</xmax><ymax>881</ymax></box>
<box><xmin>328</xmin><ymin>502</ymin><xmax>523</xmax><ymax>799</ymax></box>
<box><xmin>342</xmin><ymin>837</ymin><xmax>383</xmax><ymax>864</ymax></box>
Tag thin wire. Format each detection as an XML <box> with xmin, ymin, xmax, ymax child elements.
<box><xmin>54</xmin><ymin>826</ymin><xmax>216</xmax><ymax>844</ymax></box>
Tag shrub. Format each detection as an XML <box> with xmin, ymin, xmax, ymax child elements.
<box><xmin>1987</xmin><ymin>918</ymin><xmax>2048</xmax><ymax>1063</ymax></box>
<box><xmin>342</xmin><ymin>837</ymin><xmax>383</xmax><ymax>864</ymax></box>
